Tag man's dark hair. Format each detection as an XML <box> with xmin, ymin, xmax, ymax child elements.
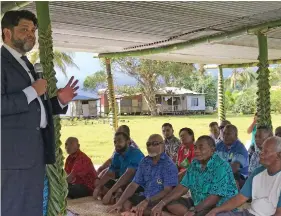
<box><xmin>196</xmin><ymin>135</ymin><xmax>216</xmax><ymax>149</ymax></box>
<box><xmin>225</xmin><ymin>124</ymin><xmax>238</xmax><ymax>136</ymax></box>
<box><xmin>257</xmin><ymin>126</ymin><xmax>273</xmax><ymax>136</ymax></box>
<box><xmin>162</xmin><ymin>123</ymin><xmax>173</xmax><ymax>129</ymax></box>
<box><xmin>1</xmin><ymin>10</ymin><xmax>38</xmax><ymax>41</ymax></box>
<box><xmin>118</xmin><ymin>125</ymin><xmax>130</xmax><ymax>137</ymax></box>
<box><xmin>179</xmin><ymin>127</ymin><xmax>195</xmax><ymax>142</ymax></box>
<box><xmin>209</xmin><ymin>122</ymin><xmax>218</xmax><ymax>128</ymax></box>
<box><xmin>115</xmin><ymin>132</ymin><xmax>130</xmax><ymax>141</ymax></box>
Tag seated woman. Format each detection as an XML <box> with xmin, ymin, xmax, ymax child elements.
<box><xmin>151</xmin><ymin>136</ymin><xmax>238</xmax><ymax>216</ymax></box>
<box><xmin>177</xmin><ymin>128</ymin><xmax>195</xmax><ymax>181</ymax></box>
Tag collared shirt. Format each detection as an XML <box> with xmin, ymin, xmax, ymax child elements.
<box><xmin>164</xmin><ymin>136</ymin><xmax>181</xmax><ymax>160</ymax></box>
<box><xmin>241</xmin><ymin>166</ymin><xmax>281</xmax><ymax>216</ymax></box>
<box><xmin>177</xmin><ymin>144</ymin><xmax>195</xmax><ymax>172</ymax></box>
<box><xmin>248</xmin><ymin>150</ymin><xmax>261</xmax><ymax>174</ymax></box>
<box><xmin>216</xmin><ymin>140</ymin><xmax>249</xmax><ymax>177</ymax></box>
<box><xmin>111</xmin><ymin>139</ymin><xmax>139</xmax><ymax>158</ymax></box>
<box><xmin>109</xmin><ymin>146</ymin><xmax>144</xmax><ymax>177</ymax></box>
<box><xmin>3</xmin><ymin>44</ymin><xmax>65</xmax><ymax>128</ymax></box>
<box><xmin>65</xmin><ymin>150</ymin><xmax>97</xmax><ymax>192</ymax></box>
<box><xmin>181</xmin><ymin>153</ymin><xmax>238</xmax><ymax>207</ymax></box>
<box><xmin>210</xmin><ymin>134</ymin><xmax>222</xmax><ymax>145</ymax></box>
<box><xmin>133</xmin><ymin>153</ymin><xmax>178</xmax><ymax>199</ymax></box>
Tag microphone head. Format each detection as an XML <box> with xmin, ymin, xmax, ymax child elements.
<box><xmin>34</xmin><ymin>63</ymin><xmax>43</xmax><ymax>74</ymax></box>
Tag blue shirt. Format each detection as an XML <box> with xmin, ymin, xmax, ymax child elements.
<box><xmin>248</xmin><ymin>151</ymin><xmax>261</xmax><ymax>174</ymax></box>
<box><xmin>109</xmin><ymin>146</ymin><xmax>144</xmax><ymax>177</ymax></box>
<box><xmin>216</xmin><ymin>140</ymin><xmax>249</xmax><ymax>177</ymax></box>
<box><xmin>133</xmin><ymin>153</ymin><xmax>178</xmax><ymax>199</ymax></box>
<box><xmin>181</xmin><ymin>153</ymin><xmax>238</xmax><ymax>207</ymax></box>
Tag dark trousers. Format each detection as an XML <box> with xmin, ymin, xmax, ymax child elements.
<box><xmin>68</xmin><ymin>184</ymin><xmax>92</xmax><ymax>199</ymax></box>
<box><xmin>1</xmin><ymin>163</ymin><xmax>45</xmax><ymax>216</ymax></box>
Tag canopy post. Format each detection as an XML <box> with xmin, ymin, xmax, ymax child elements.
<box><xmin>256</xmin><ymin>32</ymin><xmax>272</xmax><ymax>129</ymax></box>
<box><xmin>105</xmin><ymin>58</ymin><xmax>118</xmax><ymax>131</ymax></box>
<box><xmin>35</xmin><ymin>2</ymin><xmax>68</xmax><ymax>216</ymax></box>
<box><xmin>218</xmin><ymin>66</ymin><xmax>226</xmax><ymax>123</ymax></box>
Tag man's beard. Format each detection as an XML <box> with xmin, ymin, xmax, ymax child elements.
<box><xmin>115</xmin><ymin>145</ymin><xmax>128</xmax><ymax>153</ymax></box>
<box><xmin>12</xmin><ymin>36</ymin><xmax>35</xmax><ymax>53</ymax></box>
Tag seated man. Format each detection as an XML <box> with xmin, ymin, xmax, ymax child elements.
<box><xmin>218</xmin><ymin>120</ymin><xmax>231</xmax><ymax>140</ymax></box>
<box><xmin>108</xmin><ymin>134</ymin><xmax>178</xmax><ymax>216</ymax></box>
<box><xmin>207</xmin><ymin>136</ymin><xmax>281</xmax><ymax>216</ymax></box>
<box><xmin>209</xmin><ymin>122</ymin><xmax>221</xmax><ymax>145</ymax></box>
<box><xmin>216</xmin><ymin>125</ymin><xmax>249</xmax><ymax>188</ymax></box>
<box><xmin>151</xmin><ymin>136</ymin><xmax>238</xmax><ymax>216</ymax></box>
<box><xmin>97</xmin><ymin>125</ymin><xmax>138</xmax><ymax>177</ymax></box>
<box><xmin>248</xmin><ymin>126</ymin><xmax>272</xmax><ymax>175</ymax></box>
<box><xmin>275</xmin><ymin>126</ymin><xmax>281</xmax><ymax>137</ymax></box>
<box><xmin>93</xmin><ymin>132</ymin><xmax>144</xmax><ymax>205</ymax></box>
<box><xmin>162</xmin><ymin>123</ymin><xmax>181</xmax><ymax>162</ymax></box>
<box><xmin>65</xmin><ymin>137</ymin><xmax>98</xmax><ymax>199</ymax></box>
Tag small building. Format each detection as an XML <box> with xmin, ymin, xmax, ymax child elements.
<box><xmin>62</xmin><ymin>95</ymin><xmax>100</xmax><ymax>118</ymax></box>
<box><xmin>142</xmin><ymin>87</ymin><xmax>206</xmax><ymax>114</ymax></box>
<box><xmin>99</xmin><ymin>89</ymin><xmax>142</xmax><ymax>115</ymax></box>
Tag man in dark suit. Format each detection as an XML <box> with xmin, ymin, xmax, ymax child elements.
<box><xmin>1</xmin><ymin>10</ymin><xmax>79</xmax><ymax>216</ymax></box>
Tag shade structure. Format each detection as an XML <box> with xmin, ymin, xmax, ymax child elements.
<box><xmin>2</xmin><ymin>1</ymin><xmax>281</xmax><ymax>65</ymax></box>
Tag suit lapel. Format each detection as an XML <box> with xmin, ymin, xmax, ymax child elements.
<box><xmin>1</xmin><ymin>46</ymin><xmax>31</xmax><ymax>84</ymax></box>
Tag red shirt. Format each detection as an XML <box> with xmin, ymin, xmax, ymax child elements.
<box><xmin>177</xmin><ymin>144</ymin><xmax>195</xmax><ymax>172</ymax></box>
<box><xmin>65</xmin><ymin>150</ymin><xmax>97</xmax><ymax>192</ymax></box>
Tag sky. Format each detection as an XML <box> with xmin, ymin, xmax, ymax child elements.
<box><xmin>55</xmin><ymin>52</ymin><xmax>234</xmax><ymax>97</ymax></box>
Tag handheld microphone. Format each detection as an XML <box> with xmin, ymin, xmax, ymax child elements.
<box><xmin>34</xmin><ymin>63</ymin><xmax>47</xmax><ymax>100</ymax></box>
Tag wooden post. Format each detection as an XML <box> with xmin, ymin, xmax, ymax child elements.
<box><xmin>35</xmin><ymin>2</ymin><xmax>68</xmax><ymax>216</ymax></box>
<box><xmin>105</xmin><ymin>58</ymin><xmax>118</xmax><ymax>131</ymax></box>
<box><xmin>256</xmin><ymin>32</ymin><xmax>272</xmax><ymax>128</ymax></box>
<box><xmin>218</xmin><ymin>66</ymin><xmax>226</xmax><ymax>123</ymax></box>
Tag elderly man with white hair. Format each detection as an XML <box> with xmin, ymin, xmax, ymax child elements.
<box><xmin>207</xmin><ymin>136</ymin><xmax>281</xmax><ymax>216</ymax></box>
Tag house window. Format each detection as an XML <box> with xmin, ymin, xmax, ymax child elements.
<box><xmin>191</xmin><ymin>98</ymin><xmax>199</xmax><ymax>106</ymax></box>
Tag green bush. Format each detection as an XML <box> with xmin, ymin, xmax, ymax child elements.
<box><xmin>271</xmin><ymin>89</ymin><xmax>281</xmax><ymax>113</ymax></box>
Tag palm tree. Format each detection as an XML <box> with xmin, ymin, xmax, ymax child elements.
<box><xmin>225</xmin><ymin>68</ymin><xmax>256</xmax><ymax>90</ymax></box>
<box><xmin>28</xmin><ymin>50</ymin><xmax>79</xmax><ymax>77</ymax></box>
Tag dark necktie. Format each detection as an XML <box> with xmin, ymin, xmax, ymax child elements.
<box><xmin>21</xmin><ymin>56</ymin><xmax>37</xmax><ymax>80</ymax></box>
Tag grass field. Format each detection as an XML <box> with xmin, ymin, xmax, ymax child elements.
<box><xmin>60</xmin><ymin>114</ymin><xmax>281</xmax><ymax>165</ymax></box>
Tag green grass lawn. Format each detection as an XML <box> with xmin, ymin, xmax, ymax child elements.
<box><xmin>60</xmin><ymin>114</ymin><xmax>281</xmax><ymax>165</ymax></box>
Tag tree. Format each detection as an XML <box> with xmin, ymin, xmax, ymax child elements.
<box><xmin>28</xmin><ymin>50</ymin><xmax>79</xmax><ymax>77</ymax></box>
<box><xmin>225</xmin><ymin>68</ymin><xmax>256</xmax><ymax>90</ymax></box>
<box><xmin>83</xmin><ymin>70</ymin><xmax>108</xmax><ymax>92</ymax></box>
<box><xmin>110</xmin><ymin>58</ymin><xmax>194</xmax><ymax>116</ymax></box>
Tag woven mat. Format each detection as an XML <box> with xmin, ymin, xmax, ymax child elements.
<box><xmin>67</xmin><ymin>197</ymin><xmax>118</xmax><ymax>216</ymax></box>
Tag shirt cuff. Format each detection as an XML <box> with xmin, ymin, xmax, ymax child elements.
<box><xmin>23</xmin><ymin>86</ymin><xmax>37</xmax><ymax>104</ymax></box>
<box><xmin>58</xmin><ymin>98</ymin><xmax>68</xmax><ymax>109</ymax></box>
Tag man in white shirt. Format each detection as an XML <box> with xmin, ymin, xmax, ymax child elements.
<box><xmin>1</xmin><ymin>10</ymin><xmax>78</xmax><ymax>216</ymax></box>
<box><xmin>207</xmin><ymin>136</ymin><xmax>281</xmax><ymax>216</ymax></box>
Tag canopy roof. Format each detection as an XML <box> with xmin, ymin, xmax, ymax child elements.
<box><xmin>2</xmin><ymin>1</ymin><xmax>281</xmax><ymax>65</ymax></box>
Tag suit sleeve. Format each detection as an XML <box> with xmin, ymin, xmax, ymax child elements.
<box><xmin>1</xmin><ymin>69</ymin><xmax>30</xmax><ymax>116</ymax></box>
<box><xmin>50</xmin><ymin>96</ymin><xmax>68</xmax><ymax>115</ymax></box>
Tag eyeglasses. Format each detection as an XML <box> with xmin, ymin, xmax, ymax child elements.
<box><xmin>146</xmin><ymin>141</ymin><xmax>163</xmax><ymax>147</ymax></box>
<box><xmin>219</xmin><ymin>126</ymin><xmax>225</xmax><ymax>130</ymax></box>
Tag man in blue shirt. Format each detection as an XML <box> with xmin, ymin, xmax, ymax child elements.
<box><xmin>216</xmin><ymin>124</ymin><xmax>248</xmax><ymax>188</ymax></box>
<box><xmin>108</xmin><ymin>134</ymin><xmax>178</xmax><ymax>215</ymax></box>
<box><xmin>207</xmin><ymin>136</ymin><xmax>281</xmax><ymax>216</ymax></box>
<box><xmin>93</xmin><ymin>132</ymin><xmax>144</xmax><ymax>205</ymax></box>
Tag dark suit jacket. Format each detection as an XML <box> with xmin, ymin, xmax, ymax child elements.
<box><xmin>1</xmin><ymin>45</ymin><xmax>68</xmax><ymax>169</ymax></box>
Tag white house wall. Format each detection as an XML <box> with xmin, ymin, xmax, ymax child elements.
<box><xmin>186</xmin><ymin>95</ymin><xmax>206</xmax><ymax>111</ymax></box>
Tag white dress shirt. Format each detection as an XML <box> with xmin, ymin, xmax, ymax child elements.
<box><xmin>3</xmin><ymin>44</ymin><xmax>66</xmax><ymax>128</ymax></box>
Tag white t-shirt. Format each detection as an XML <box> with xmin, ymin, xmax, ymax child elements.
<box><xmin>241</xmin><ymin>166</ymin><xmax>281</xmax><ymax>216</ymax></box>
